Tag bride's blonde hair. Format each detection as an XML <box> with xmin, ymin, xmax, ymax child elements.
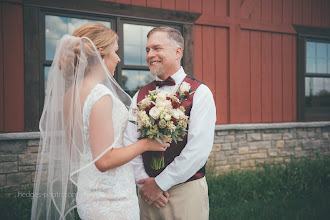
<box><xmin>73</xmin><ymin>22</ymin><xmax>118</xmax><ymax>57</ymax></box>
<box><xmin>59</xmin><ymin>23</ymin><xmax>118</xmax><ymax>80</ymax></box>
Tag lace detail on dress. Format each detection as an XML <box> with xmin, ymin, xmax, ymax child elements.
<box><xmin>77</xmin><ymin>84</ymin><xmax>139</xmax><ymax>220</ymax></box>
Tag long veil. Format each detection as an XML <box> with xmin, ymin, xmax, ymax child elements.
<box><xmin>31</xmin><ymin>35</ymin><xmax>131</xmax><ymax>219</ymax></box>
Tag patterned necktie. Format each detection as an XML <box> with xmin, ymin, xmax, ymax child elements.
<box><xmin>155</xmin><ymin>76</ymin><xmax>176</xmax><ymax>88</ymax></box>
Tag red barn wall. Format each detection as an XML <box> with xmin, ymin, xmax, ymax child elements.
<box><xmin>0</xmin><ymin>0</ymin><xmax>25</xmax><ymax>132</ymax></box>
<box><xmin>105</xmin><ymin>0</ymin><xmax>330</xmax><ymax>124</ymax></box>
<box><xmin>1</xmin><ymin>0</ymin><xmax>330</xmax><ymax>132</ymax></box>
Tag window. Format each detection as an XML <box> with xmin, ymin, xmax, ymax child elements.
<box><xmin>122</xmin><ymin>23</ymin><xmax>155</xmax><ymax>97</ymax></box>
<box><xmin>24</xmin><ymin>0</ymin><xmax>197</xmax><ymax>131</ymax></box>
<box><xmin>296</xmin><ymin>26</ymin><xmax>330</xmax><ymax>121</ymax></box>
<box><xmin>43</xmin><ymin>15</ymin><xmax>111</xmax><ymax>93</ymax></box>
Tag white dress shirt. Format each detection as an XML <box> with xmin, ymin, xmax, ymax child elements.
<box><xmin>124</xmin><ymin>67</ymin><xmax>216</xmax><ymax>191</ymax></box>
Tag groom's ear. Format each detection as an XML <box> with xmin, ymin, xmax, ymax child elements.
<box><xmin>175</xmin><ymin>47</ymin><xmax>183</xmax><ymax>60</ymax></box>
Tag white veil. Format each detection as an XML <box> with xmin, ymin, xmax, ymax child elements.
<box><xmin>31</xmin><ymin>35</ymin><xmax>131</xmax><ymax>219</ymax></box>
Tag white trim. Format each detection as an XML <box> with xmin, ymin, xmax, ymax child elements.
<box><xmin>0</xmin><ymin>132</ymin><xmax>40</xmax><ymax>140</ymax></box>
<box><xmin>215</xmin><ymin>121</ymin><xmax>330</xmax><ymax>131</ymax></box>
<box><xmin>1</xmin><ymin>121</ymin><xmax>330</xmax><ymax>140</ymax></box>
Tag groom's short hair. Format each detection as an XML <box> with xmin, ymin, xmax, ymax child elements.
<box><xmin>147</xmin><ymin>26</ymin><xmax>184</xmax><ymax>51</ymax></box>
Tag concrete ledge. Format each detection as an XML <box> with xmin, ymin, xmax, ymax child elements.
<box><xmin>0</xmin><ymin>132</ymin><xmax>40</xmax><ymax>140</ymax></box>
<box><xmin>215</xmin><ymin>121</ymin><xmax>330</xmax><ymax>131</ymax></box>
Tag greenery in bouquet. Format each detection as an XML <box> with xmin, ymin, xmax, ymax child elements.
<box><xmin>131</xmin><ymin>89</ymin><xmax>190</xmax><ymax>170</ymax></box>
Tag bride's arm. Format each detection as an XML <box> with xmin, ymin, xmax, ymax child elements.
<box><xmin>89</xmin><ymin>95</ymin><xmax>168</xmax><ymax>172</ymax></box>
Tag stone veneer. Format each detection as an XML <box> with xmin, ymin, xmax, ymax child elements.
<box><xmin>208</xmin><ymin>122</ymin><xmax>330</xmax><ymax>174</ymax></box>
<box><xmin>0</xmin><ymin>122</ymin><xmax>329</xmax><ymax>193</ymax></box>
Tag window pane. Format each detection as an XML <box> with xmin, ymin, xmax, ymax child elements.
<box><xmin>122</xmin><ymin>69</ymin><xmax>155</xmax><ymax>97</ymax></box>
<box><xmin>306</xmin><ymin>41</ymin><xmax>330</xmax><ymax>74</ymax></box>
<box><xmin>45</xmin><ymin>15</ymin><xmax>110</xmax><ymax>60</ymax></box>
<box><xmin>306</xmin><ymin>42</ymin><xmax>316</xmax><ymax>58</ymax></box>
<box><xmin>316</xmin><ymin>43</ymin><xmax>327</xmax><ymax>58</ymax></box>
<box><xmin>316</xmin><ymin>58</ymin><xmax>327</xmax><ymax>73</ymax></box>
<box><xmin>124</xmin><ymin>24</ymin><xmax>155</xmax><ymax>66</ymax></box>
<box><xmin>306</xmin><ymin>58</ymin><xmax>316</xmax><ymax>73</ymax></box>
<box><xmin>305</xmin><ymin>77</ymin><xmax>330</xmax><ymax>107</ymax></box>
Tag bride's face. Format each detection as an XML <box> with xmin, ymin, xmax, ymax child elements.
<box><xmin>103</xmin><ymin>42</ymin><xmax>120</xmax><ymax>76</ymax></box>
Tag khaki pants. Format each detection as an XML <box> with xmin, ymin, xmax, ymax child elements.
<box><xmin>138</xmin><ymin>177</ymin><xmax>209</xmax><ymax>220</ymax></box>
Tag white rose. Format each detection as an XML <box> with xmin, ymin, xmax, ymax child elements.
<box><xmin>164</xmin><ymin>114</ymin><xmax>171</xmax><ymax>121</ymax></box>
<box><xmin>180</xmin><ymin>82</ymin><xmax>191</xmax><ymax>93</ymax></box>
<box><xmin>172</xmin><ymin>109</ymin><xmax>180</xmax><ymax>119</ymax></box>
<box><xmin>149</xmin><ymin>107</ymin><xmax>161</xmax><ymax>120</ymax></box>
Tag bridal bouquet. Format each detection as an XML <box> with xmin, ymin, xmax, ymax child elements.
<box><xmin>132</xmin><ymin>88</ymin><xmax>191</xmax><ymax>170</ymax></box>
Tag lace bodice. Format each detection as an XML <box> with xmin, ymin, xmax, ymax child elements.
<box><xmin>76</xmin><ymin>84</ymin><xmax>139</xmax><ymax>220</ymax></box>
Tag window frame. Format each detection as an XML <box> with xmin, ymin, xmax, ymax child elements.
<box><xmin>23</xmin><ymin>0</ymin><xmax>200</xmax><ymax>131</ymax></box>
<box><xmin>295</xmin><ymin>25</ymin><xmax>330</xmax><ymax>121</ymax></box>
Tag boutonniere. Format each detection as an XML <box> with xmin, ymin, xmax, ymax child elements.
<box><xmin>177</xmin><ymin>82</ymin><xmax>195</xmax><ymax>103</ymax></box>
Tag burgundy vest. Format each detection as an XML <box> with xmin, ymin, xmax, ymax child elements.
<box><xmin>137</xmin><ymin>75</ymin><xmax>205</xmax><ymax>183</ymax></box>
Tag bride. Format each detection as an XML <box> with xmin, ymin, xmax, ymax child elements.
<box><xmin>31</xmin><ymin>23</ymin><xmax>169</xmax><ymax>220</ymax></box>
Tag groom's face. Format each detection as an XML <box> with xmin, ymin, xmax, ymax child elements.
<box><xmin>146</xmin><ymin>31</ymin><xmax>178</xmax><ymax>79</ymax></box>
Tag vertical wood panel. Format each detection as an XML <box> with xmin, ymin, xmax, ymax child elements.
<box><xmin>189</xmin><ymin>0</ymin><xmax>202</xmax><ymax>13</ymax></box>
<box><xmin>272</xmin><ymin>0</ymin><xmax>282</xmax><ymax>24</ymax></box>
<box><xmin>147</xmin><ymin>0</ymin><xmax>161</xmax><ymax>8</ymax></box>
<box><xmin>251</xmin><ymin>31</ymin><xmax>262</xmax><ymax>122</ymax></box>
<box><xmin>0</xmin><ymin>4</ymin><xmax>3</xmax><ymax>131</ymax></box>
<box><xmin>311</xmin><ymin>0</ymin><xmax>321</xmax><ymax>25</ymax></box>
<box><xmin>193</xmin><ymin>25</ymin><xmax>203</xmax><ymax>81</ymax></box>
<box><xmin>272</xmin><ymin>33</ymin><xmax>283</xmax><ymax>122</ymax></box>
<box><xmin>292</xmin><ymin>0</ymin><xmax>303</xmax><ymax>25</ymax></box>
<box><xmin>282</xmin><ymin>35</ymin><xmax>293</xmax><ymax>121</ymax></box>
<box><xmin>261</xmin><ymin>0</ymin><xmax>272</xmax><ymax>23</ymax></box>
<box><xmin>283</xmin><ymin>0</ymin><xmax>292</xmax><ymax>24</ymax></box>
<box><xmin>215</xmin><ymin>27</ymin><xmax>229</xmax><ymax>124</ymax></box>
<box><xmin>250</xmin><ymin>0</ymin><xmax>261</xmax><ymax>21</ymax></box>
<box><xmin>116</xmin><ymin>0</ymin><xmax>131</xmax><ymax>4</ymax></box>
<box><xmin>292</xmin><ymin>36</ymin><xmax>297</xmax><ymax>121</ymax></box>
<box><xmin>3</xmin><ymin>4</ymin><xmax>24</xmax><ymax>131</ymax></box>
<box><xmin>176</xmin><ymin>0</ymin><xmax>189</xmax><ymax>11</ymax></box>
<box><xmin>215</xmin><ymin>0</ymin><xmax>227</xmax><ymax>17</ymax></box>
<box><xmin>302</xmin><ymin>0</ymin><xmax>312</xmax><ymax>25</ymax></box>
<box><xmin>131</xmin><ymin>0</ymin><xmax>146</xmax><ymax>6</ymax></box>
<box><xmin>231</xmin><ymin>30</ymin><xmax>251</xmax><ymax>123</ymax></box>
<box><xmin>162</xmin><ymin>0</ymin><xmax>175</xmax><ymax>10</ymax></box>
<box><xmin>203</xmin><ymin>0</ymin><xmax>215</xmax><ymax>16</ymax></box>
<box><xmin>321</xmin><ymin>0</ymin><xmax>330</xmax><ymax>26</ymax></box>
<box><xmin>261</xmin><ymin>32</ymin><xmax>272</xmax><ymax>122</ymax></box>
<box><xmin>230</xmin><ymin>0</ymin><xmax>241</xmax><ymax>17</ymax></box>
<box><xmin>202</xmin><ymin>26</ymin><xmax>215</xmax><ymax>94</ymax></box>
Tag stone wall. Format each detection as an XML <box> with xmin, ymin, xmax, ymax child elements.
<box><xmin>208</xmin><ymin>122</ymin><xmax>330</xmax><ymax>173</ymax></box>
<box><xmin>0</xmin><ymin>133</ymin><xmax>39</xmax><ymax>194</ymax></box>
<box><xmin>0</xmin><ymin>122</ymin><xmax>329</xmax><ymax>193</ymax></box>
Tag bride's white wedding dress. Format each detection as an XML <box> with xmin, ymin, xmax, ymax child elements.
<box><xmin>76</xmin><ymin>84</ymin><xmax>139</xmax><ymax>220</ymax></box>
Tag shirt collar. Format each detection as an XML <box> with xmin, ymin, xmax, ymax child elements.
<box><xmin>155</xmin><ymin>66</ymin><xmax>186</xmax><ymax>85</ymax></box>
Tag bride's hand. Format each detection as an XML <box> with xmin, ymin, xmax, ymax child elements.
<box><xmin>145</xmin><ymin>138</ymin><xmax>170</xmax><ymax>152</ymax></box>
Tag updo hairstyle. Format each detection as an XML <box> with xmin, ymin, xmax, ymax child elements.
<box><xmin>59</xmin><ymin>23</ymin><xmax>118</xmax><ymax>81</ymax></box>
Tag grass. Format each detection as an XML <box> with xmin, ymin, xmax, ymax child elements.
<box><xmin>1</xmin><ymin>156</ymin><xmax>329</xmax><ymax>220</ymax></box>
<box><xmin>207</xmin><ymin>156</ymin><xmax>330</xmax><ymax>220</ymax></box>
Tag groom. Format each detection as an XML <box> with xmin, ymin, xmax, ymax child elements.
<box><xmin>124</xmin><ymin>26</ymin><xmax>216</xmax><ymax>219</ymax></box>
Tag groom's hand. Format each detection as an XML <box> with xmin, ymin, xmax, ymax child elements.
<box><xmin>152</xmin><ymin>191</ymin><xmax>169</xmax><ymax>208</ymax></box>
<box><xmin>137</xmin><ymin>178</ymin><xmax>163</xmax><ymax>205</ymax></box>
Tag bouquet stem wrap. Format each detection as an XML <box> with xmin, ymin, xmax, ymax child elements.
<box><xmin>151</xmin><ymin>152</ymin><xmax>165</xmax><ymax>170</ymax></box>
